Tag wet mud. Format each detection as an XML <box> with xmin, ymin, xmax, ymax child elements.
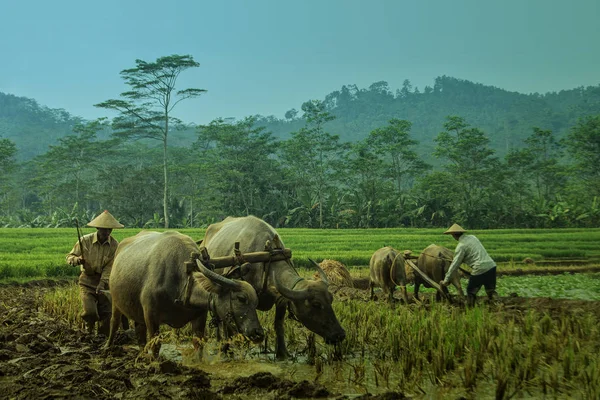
<box><xmin>1</xmin><ymin>278</ymin><xmax>599</xmax><ymax>399</ymax></box>
<box><xmin>0</xmin><ymin>281</ymin><xmax>412</xmax><ymax>399</ymax></box>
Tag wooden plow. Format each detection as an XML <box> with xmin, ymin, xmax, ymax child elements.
<box><xmin>404</xmin><ymin>258</ymin><xmax>449</xmax><ymax>300</ymax></box>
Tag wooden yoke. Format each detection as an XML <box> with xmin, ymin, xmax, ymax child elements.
<box><xmin>192</xmin><ymin>244</ymin><xmax>292</xmax><ymax>270</ymax></box>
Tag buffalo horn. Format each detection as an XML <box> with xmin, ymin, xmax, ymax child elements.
<box><xmin>309</xmin><ymin>258</ymin><xmax>329</xmax><ymax>286</ymax></box>
<box><xmin>272</xmin><ymin>268</ymin><xmax>308</xmax><ymax>301</ymax></box>
<box><xmin>196</xmin><ymin>260</ymin><xmax>242</xmax><ymax>291</ymax></box>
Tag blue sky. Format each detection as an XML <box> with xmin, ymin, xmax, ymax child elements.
<box><xmin>1</xmin><ymin>0</ymin><xmax>599</xmax><ymax>125</ymax></box>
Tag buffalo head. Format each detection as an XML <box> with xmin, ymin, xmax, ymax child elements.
<box><xmin>198</xmin><ymin>262</ymin><xmax>264</xmax><ymax>343</ymax></box>
<box><xmin>273</xmin><ymin>259</ymin><xmax>346</xmax><ymax>345</ymax></box>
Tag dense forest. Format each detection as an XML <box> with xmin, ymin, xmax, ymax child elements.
<box><xmin>1</xmin><ymin>57</ymin><xmax>599</xmax><ymax>230</ymax></box>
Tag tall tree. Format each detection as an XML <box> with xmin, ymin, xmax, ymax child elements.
<box><xmin>281</xmin><ymin>100</ymin><xmax>347</xmax><ymax>228</ymax></box>
<box><xmin>522</xmin><ymin>127</ymin><xmax>565</xmax><ymax>199</ymax></box>
<box><xmin>434</xmin><ymin>116</ymin><xmax>501</xmax><ymax>227</ymax></box>
<box><xmin>504</xmin><ymin>127</ymin><xmax>565</xmax><ymax>226</ymax></box>
<box><xmin>0</xmin><ymin>138</ymin><xmax>16</xmax><ymax>178</ymax></box>
<box><xmin>342</xmin><ymin>140</ymin><xmax>389</xmax><ymax>228</ymax></box>
<box><xmin>28</xmin><ymin>119</ymin><xmax>118</xmax><ymax>214</ymax></box>
<box><xmin>95</xmin><ymin>54</ymin><xmax>206</xmax><ymax>228</ymax></box>
<box><xmin>565</xmin><ymin>115</ymin><xmax>600</xmax><ymax>197</ymax></box>
<box><xmin>194</xmin><ymin>117</ymin><xmax>283</xmax><ymax>222</ymax></box>
<box><xmin>0</xmin><ymin>138</ymin><xmax>17</xmax><ymax>214</ymax></box>
<box><xmin>367</xmin><ymin>119</ymin><xmax>430</xmax><ymax>193</ymax></box>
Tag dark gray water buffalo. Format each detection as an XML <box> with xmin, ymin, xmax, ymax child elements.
<box><xmin>415</xmin><ymin>244</ymin><xmax>465</xmax><ymax>301</ymax></box>
<box><xmin>369</xmin><ymin>246</ymin><xmax>410</xmax><ymax>305</ymax></box>
<box><xmin>199</xmin><ymin>215</ymin><xmax>346</xmax><ymax>360</ymax></box>
<box><xmin>105</xmin><ymin>230</ymin><xmax>264</xmax><ymax>356</ymax></box>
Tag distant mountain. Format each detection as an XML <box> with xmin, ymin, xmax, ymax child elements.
<box><xmin>0</xmin><ymin>93</ymin><xmax>84</xmax><ymax>160</ymax></box>
<box><xmin>2</xmin><ymin>76</ymin><xmax>600</xmax><ymax>162</ymax></box>
<box><xmin>256</xmin><ymin>76</ymin><xmax>600</xmax><ymax>159</ymax></box>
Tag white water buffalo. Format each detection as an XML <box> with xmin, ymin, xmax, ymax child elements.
<box><xmin>415</xmin><ymin>244</ymin><xmax>465</xmax><ymax>301</ymax></box>
<box><xmin>105</xmin><ymin>230</ymin><xmax>264</xmax><ymax>357</ymax></box>
<box><xmin>199</xmin><ymin>216</ymin><xmax>346</xmax><ymax>360</ymax></box>
<box><xmin>369</xmin><ymin>246</ymin><xmax>410</xmax><ymax>305</ymax></box>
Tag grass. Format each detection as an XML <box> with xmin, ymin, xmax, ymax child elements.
<box><xmin>1</xmin><ymin>227</ymin><xmax>599</xmax><ymax>279</ymax></box>
<box><xmin>497</xmin><ymin>273</ymin><xmax>600</xmax><ymax>301</ymax></box>
<box><xmin>40</xmin><ymin>283</ymin><xmax>600</xmax><ymax>399</ymax></box>
<box><xmin>23</xmin><ymin>224</ymin><xmax>599</xmax><ymax>398</ymax></box>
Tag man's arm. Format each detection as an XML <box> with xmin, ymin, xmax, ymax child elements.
<box><xmin>66</xmin><ymin>242</ymin><xmax>83</xmax><ymax>266</ymax></box>
<box><xmin>443</xmin><ymin>244</ymin><xmax>465</xmax><ymax>283</ymax></box>
<box><xmin>97</xmin><ymin>259</ymin><xmax>113</xmax><ymax>292</ymax></box>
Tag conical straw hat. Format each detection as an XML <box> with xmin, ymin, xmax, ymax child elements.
<box><xmin>87</xmin><ymin>210</ymin><xmax>124</xmax><ymax>229</ymax></box>
<box><xmin>443</xmin><ymin>223</ymin><xmax>466</xmax><ymax>234</ymax></box>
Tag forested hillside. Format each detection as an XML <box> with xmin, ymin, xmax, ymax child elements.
<box><xmin>2</xmin><ymin>76</ymin><xmax>600</xmax><ymax>162</ymax></box>
<box><xmin>1</xmin><ymin>74</ymin><xmax>599</xmax><ymax>231</ymax></box>
<box><xmin>258</xmin><ymin>76</ymin><xmax>600</xmax><ymax>158</ymax></box>
<box><xmin>0</xmin><ymin>93</ymin><xmax>83</xmax><ymax>160</ymax></box>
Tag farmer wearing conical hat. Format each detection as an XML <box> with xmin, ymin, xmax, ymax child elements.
<box><xmin>440</xmin><ymin>223</ymin><xmax>498</xmax><ymax>307</ymax></box>
<box><xmin>66</xmin><ymin>210</ymin><xmax>124</xmax><ymax>335</ymax></box>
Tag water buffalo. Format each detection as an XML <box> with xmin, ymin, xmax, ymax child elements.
<box><xmin>369</xmin><ymin>246</ymin><xmax>410</xmax><ymax>305</ymax></box>
<box><xmin>415</xmin><ymin>244</ymin><xmax>465</xmax><ymax>301</ymax></box>
<box><xmin>105</xmin><ymin>230</ymin><xmax>264</xmax><ymax>357</ymax></box>
<box><xmin>199</xmin><ymin>216</ymin><xmax>346</xmax><ymax>360</ymax></box>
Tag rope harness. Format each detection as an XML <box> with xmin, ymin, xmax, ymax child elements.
<box><xmin>283</xmin><ymin>275</ymin><xmax>304</xmax><ymax>322</ymax></box>
<box><xmin>207</xmin><ymin>290</ymin><xmax>250</xmax><ymax>336</ymax></box>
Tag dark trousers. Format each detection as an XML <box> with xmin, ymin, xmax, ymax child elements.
<box><xmin>466</xmin><ymin>267</ymin><xmax>497</xmax><ymax>306</ymax></box>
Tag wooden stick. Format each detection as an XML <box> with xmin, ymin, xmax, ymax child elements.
<box><xmin>405</xmin><ymin>259</ymin><xmax>448</xmax><ymax>299</ymax></box>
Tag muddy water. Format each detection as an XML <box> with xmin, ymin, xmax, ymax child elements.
<box><xmin>178</xmin><ymin>342</ymin><xmax>385</xmax><ymax>399</ymax></box>
<box><xmin>159</xmin><ymin>341</ymin><xmax>383</xmax><ymax>397</ymax></box>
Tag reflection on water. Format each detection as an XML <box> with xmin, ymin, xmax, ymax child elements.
<box><xmin>159</xmin><ymin>341</ymin><xmax>404</xmax><ymax>398</ymax></box>
<box><xmin>157</xmin><ymin>341</ymin><xmax>504</xmax><ymax>399</ymax></box>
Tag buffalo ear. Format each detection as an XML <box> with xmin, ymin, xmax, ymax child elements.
<box><xmin>223</xmin><ymin>262</ymin><xmax>252</xmax><ymax>280</ymax></box>
<box><xmin>239</xmin><ymin>262</ymin><xmax>252</xmax><ymax>277</ymax></box>
<box><xmin>229</xmin><ymin>270</ymin><xmax>243</xmax><ymax>279</ymax></box>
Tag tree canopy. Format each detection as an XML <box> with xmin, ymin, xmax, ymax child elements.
<box><xmin>2</xmin><ymin>69</ymin><xmax>600</xmax><ymax>229</ymax></box>
<box><xmin>95</xmin><ymin>54</ymin><xmax>206</xmax><ymax>228</ymax></box>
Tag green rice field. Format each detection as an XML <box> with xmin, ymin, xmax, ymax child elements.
<box><xmin>1</xmin><ymin>227</ymin><xmax>599</xmax><ymax>280</ymax></box>
<box><xmin>3</xmin><ymin>227</ymin><xmax>600</xmax><ymax>398</ymax></box>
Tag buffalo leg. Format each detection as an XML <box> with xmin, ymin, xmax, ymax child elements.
<box><xmin>191</xmin><ymin>313</ymin><xmax>208</xmax><ymax>338</ymax></box>
<box><xmin>274</xmin><ymin>302</ymin><xmax>288</xmax><ymax>360</ymax></box>
<box><xmin>121</xmin><ymin>315</ymin><xmax>130</xmax><ymax>330</ymax></box>
<box><xmin>144</xmin><ymin>310</ymin><xmax>161</xmax><ymax>359</ymax></box>
<box><xmin>414</xmin><ymin>279</ymin><xmax>421</xmax><ymax>301</ymax></box>
<box><xmin>388</xmin><ymin>287</ymin><xmax>396</xmax><ymax>308</ymax></box>
<box><xmin>435</xmin><ymin>289</ymin><xmax>444</xmax><ymax>302</ymax></box>
<box><xmin>435</xmin><ymin>281</ymin><xmax>451</xmax><ymax>301</ymax></box>
<box><xmin>399</xmin><ymin>285</ymin><xmax>409</xmax><ymax>304</ymax></box>
<box><xmin>105</xmin><ymin>305</ymin><xmax>123</xmax><ymax>348</ymax></box>
<box><xmin>369</xmin><ymin>281</ymin><xmax>375</xmax><ymax>300</ymax></box>
<box><xmin>135</xmin><ymin>322</ymin><xmax>147</xmax><ymax>347</ymax></box>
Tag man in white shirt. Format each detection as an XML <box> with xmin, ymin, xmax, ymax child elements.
<box><xmin>440</xmin><ymin>223</ymin><xmax>498</xmax><ymax>306</ymax></box>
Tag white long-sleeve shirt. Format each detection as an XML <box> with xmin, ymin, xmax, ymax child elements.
<box><xmin>444</xmin><ymin>234</ymin><xmax>496</xmax><ymax>282</ymax></box>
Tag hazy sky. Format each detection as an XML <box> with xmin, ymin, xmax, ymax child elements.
<box><xmin>2</xmin><ymin>0</ymin><xmax>599</xmax><ymax>125</ymax></box>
